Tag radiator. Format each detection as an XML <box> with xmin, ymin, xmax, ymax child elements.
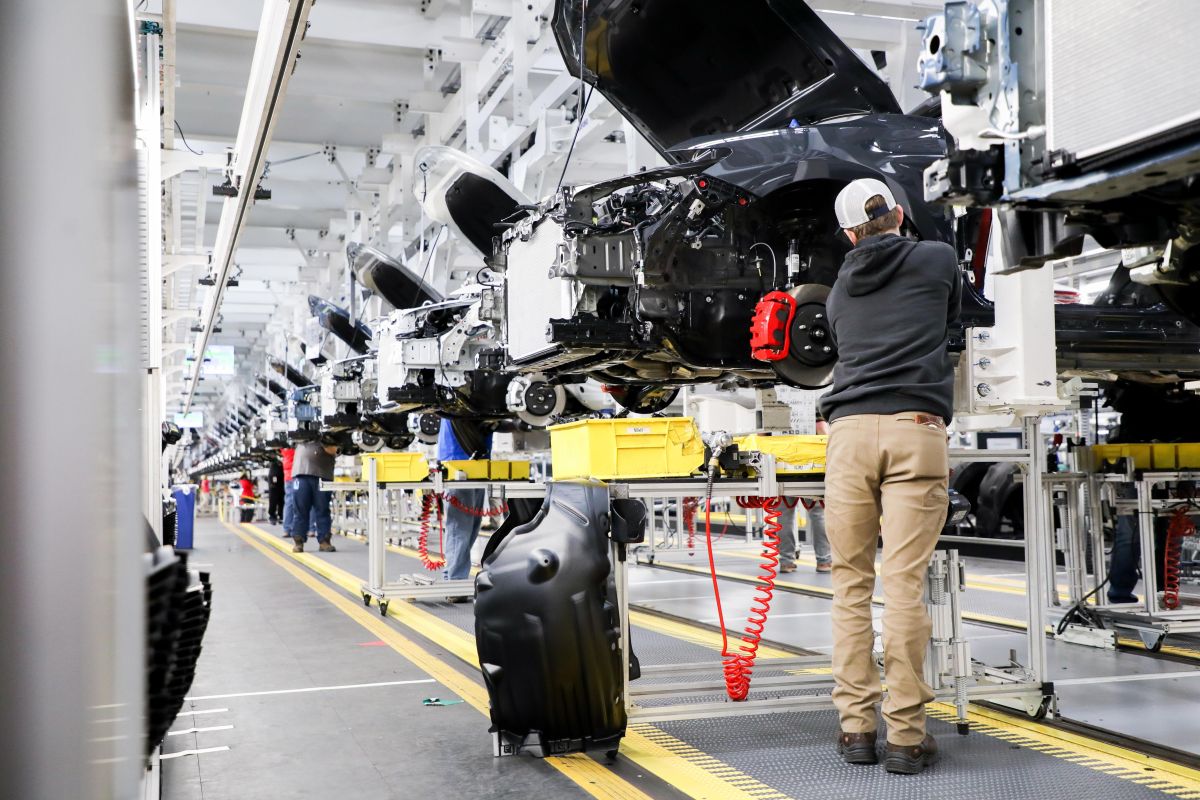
<box><xmin>1046</xmin><ymin>0</ymin><xmax>1200</xmax><ymax>161</ymax></box>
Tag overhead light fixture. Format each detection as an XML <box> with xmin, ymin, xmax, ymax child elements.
<box><xmin>212</xmin><ymin>177</ymin><xmax>238</xmax><ymax>198</ymax></box>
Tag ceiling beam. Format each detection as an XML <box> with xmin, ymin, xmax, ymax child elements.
<box><xmin>184</xmin><ymin>0</ymin><xmax>316</xmax><ymax>413</ymax></box>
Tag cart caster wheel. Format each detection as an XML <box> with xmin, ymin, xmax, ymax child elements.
<box><xmin>379</xmin><ymin>601</ymin><xmax>389</xmax><ymax>616</ymax></box>
<box><xmin>604</xmin><ymin>748</ymin><xmax>619</xmax><ymax>763</ymax></box>
<box><xmin>362</xmin><ymin>593</ymin><xmax>371</xmax><ymax>607</ymax></box>
<box><xmin>956</xmin><ymin>722</ymin><xmax>970</xmax><ymax>736</ymax></box>
<box><xmin>1029</xmin><ymin>696</ymin><xmax>1051</xmax><ymax>721</ymax></box>
<box><xmin>1137</xmin><ymin>629</ymin><xmax>1166</xmax><ymax>653</ymax></box>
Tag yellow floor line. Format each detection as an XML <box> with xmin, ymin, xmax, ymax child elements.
<box><xmin>243</xmin><ymin>523</ymin><xmax>792</xmax><ymax>800</ymax></box>
<box><xmin>929</xmin><ymin>704</ymin><xmax>1200</xmax><ymax>795</ymax></box>
<box><xmin>226</xmin><ymin>521</ymin><xmax>647</xmax><ymax>800</ymax></box>
<box><xmin>1114</xmin><ymin>637</ymin><xmax>1200</xmax><ymax>660</ymax></box>
<box><xmin>245</xmin><ymin>522</ymin><xmax>1200</xmax><ymax>796</ymax></box>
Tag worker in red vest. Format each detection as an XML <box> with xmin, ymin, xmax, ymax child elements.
<box><xmin>238</xmin><ymin>472</ymin><xmax>257</xmax><ymax>523</ymax></box>
<box><xmin>281</xmin><ymin>447</ymin><xmax>296</xmax><ymax>536</ymax></box>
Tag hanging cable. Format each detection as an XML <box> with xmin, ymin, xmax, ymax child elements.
<box><xmin>555</xmin><ymin>0</ymin><xmax>590</xmax><ymax>193</ymax></box>
<box><xmin>749</xmin><ymin>242</ymin><xmax>779</xmax><ymax>288</ymax></box>
<box><xmin>411</xmin><ymin>224</ymin><xmax>447</xmax><ymax>307</ymax></box>
<box><xmin>174</xmin><ymin>120</ymin><xmax>204</xmax><ymax>155</ymax></box>
<box><xmin>262</xmin><ymin>150</ymin><xmax>324</xmax><ymax>179</ymax></box>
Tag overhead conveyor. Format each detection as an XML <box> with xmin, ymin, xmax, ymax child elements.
<box><xmin>182</xmin><ymin>0</ymin><xmax>315</xmax><ymax>413</ymax></box>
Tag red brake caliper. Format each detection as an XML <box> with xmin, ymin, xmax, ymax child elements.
<box><xmin>749</xmin><ymin>290</ymin><xmax>797</xmax><ymax>362</ymax></box>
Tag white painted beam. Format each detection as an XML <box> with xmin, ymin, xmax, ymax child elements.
<box><xmin>184</xmin><ymin>0</ymin><xmax>316</xmax><ymax>413</ymax></box>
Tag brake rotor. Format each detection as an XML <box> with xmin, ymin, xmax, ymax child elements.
<box><xmin>771</xmin><ymin>283</ymin><xmax>837</xmax><ymax>389</ymax></box>
<box><xmin>516</xmin><ymin>379</ymin><xmax>566</xmax><ymax>427</ymax></box>
<box><xmin>414</xmin><ymin>412</ymin><xmax>441</xmax><ymax>445</ymax></box>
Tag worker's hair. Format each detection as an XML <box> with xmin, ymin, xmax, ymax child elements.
<box><xmin>849</xmin><ymin>194</ymin><xmax>902</xmax><ymax>240</ymax></box>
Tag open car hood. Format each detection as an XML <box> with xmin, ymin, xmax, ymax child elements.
<box><xmin>414</xmin><ymin>145</ymin><xmax>531</xmax><ymax>258</ymax></box>
<box><xmin>551</xmin><ymin>0</ymin><xmax>900</xmax><ymax>159</ymax></box>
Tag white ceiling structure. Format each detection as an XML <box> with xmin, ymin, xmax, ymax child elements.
<box><xmin>141</xmin><ymin>0</ymin><xmax>943</xmax><ymax>431</ymax></box>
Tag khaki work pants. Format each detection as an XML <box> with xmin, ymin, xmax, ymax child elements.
<box><xmin>824</xmin><ymin>412</ymin><xmax>949</xmax><ymax>746</ymax></box>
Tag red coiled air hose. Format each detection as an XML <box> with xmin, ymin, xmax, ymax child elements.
<box><xmin>1164</xmin><ymin>506</ymin><xmax>1196</xmax><ymax>610</ymax></box>
<box><xmin>682</xmin><ymin>497</ymin><xmax>698</xmax><ymax>555</ymax></box>
<box><xmin>704</xmin><ymin>494</ymin><xmax>782</xmax><ymax>701</ymax></box>
<box><xmin>445</xmin><ymin>493</ymin><xmax>509</xmax><ymax>518</ymax></box>
<box><xmin>417</xmin><ymin>492</ymin><xmax>446</xmax><ymax>571</ymax></box>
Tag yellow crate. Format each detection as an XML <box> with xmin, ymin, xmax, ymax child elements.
<box><xmin>360</xmin><ymin>452</ymin><xmax>430</xmax><ymax>482</ymax></box>
<box><xmin>550</xmin><ymin>417</ymin><xmax>705</xmax><ymax>480</ymax></box>
<box><xmin>1152</xmin><ymin>444</ymin><xmax>1179</xmax><ymax>470</ymax></box>
<box><xmin>1179</xmin><ymin>444</ymin><xmax>1200</xmax><ymax>469</ymax></box>
<box><xmin>735</xmin><ymin>434</ymin><xmax>828</xmax><ymax>474</ymax></box>
<box><xmin>1092</xmin><ymin>442</ymin><xmax>1200</xmax><ymax>471</ymax></box>
<box><xmin>442</xmin><ymin>460</ymin><xmax>533</xmax><ymax>481</ymax></box>
<box><xmin>1092</xmin><ymin>444</ymin><xmax>1153</xmax><ymax>470</ymax></box>
<box><xmin>496</xmin><ymin>461</ymin><xmax>532</xmax><ymax>481</ymax></box>
<box><xmin>442</xmin><ymin>459</ymin><xmax>490</xmax><ymax>480</ymax></box>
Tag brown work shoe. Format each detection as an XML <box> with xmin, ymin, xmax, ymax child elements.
<box><xmin>816</xmin><ymin>562</ymin><xmax>832</xmax><ymax>574</ymax></box>
<box><xmin>291</xmin><ymin>538</ymin><xmax>304</xmax><ymax>553</ymax></box>
<box><xmin>319</xmin><ymin>541</ymin><xmax>337</xmax><ymax>553</ymax></box>
<box><xmin>836</xmin><ymin>731</ymin><xmax>878</xmax><ymax>765</ymax></box>
<box><xmin>884</xmin><ymin>735</ymin><xmax>939</xmax><ymax>775</ymax></box>
<box><xmin>780</xmin><ymin>563</ymin><xmax>797</xmax><ymax>574</ymax></box>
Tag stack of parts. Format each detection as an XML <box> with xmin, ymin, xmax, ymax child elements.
<box><xmin>145</xmin><ymin>545</ymin><xmax>214</xmax><ymax>755</ymax></box>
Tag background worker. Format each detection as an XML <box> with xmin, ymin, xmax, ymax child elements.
<box><xmin>777</xmin><ymin>502</ymin><xmax>799</xmax><ymax>573</ymax></box>
<box><xmin>280</xmin><ymin>446</ymin><xmax>306</xmax><ymax>538</ymax></box>
<box><xmin>438</xmin><ymin>417</ymin><xmax>493</xmax><ymax>589</ymax></box>
<box><xmin>820</xmin><ymin>178</ymin><xmax>961</xmax><ymax>775</ymax></box>
<box><xmin>198</xmin><ymin>475</ymin><xmax>212</xmax><ymax>516</ymax></box>
<box><xmin>804</xmin><ymin>500</ymin><xmax>832</xmax><ymax>574</ymax></box>
<box><xmin>237</xmin><ymin>471</ymin><xmax>257</xmax><ymax>523</ymax></box>
<box><xmin>289</xmin><ymin>440</ymin><xmax>340</xmax><ymax>553</ymax></box>
<box><xmin>267</xmin><ymin>458</ymin><xmax>285</xmax><ymax>525</ymax></box>
<box><xmin>806</xmin><ymin>411</ymin><xmax>832</xmax><ymax>574</ymax></box>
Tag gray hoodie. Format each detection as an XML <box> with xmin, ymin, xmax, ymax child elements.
<box><xmin>292</xmin><ymin>441</ymin><xmax>336</xmax><ymax>481</ymax></box>
<box><xmin>818</xmin><ymin>233</ymin><xmax>961</xmax><ymax>424</ymax></box>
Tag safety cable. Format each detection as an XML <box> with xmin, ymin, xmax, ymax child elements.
<box><xmin>555</xmin><ymin>0</ymin><xmax>591</xmax><ymax>193</ymax></box>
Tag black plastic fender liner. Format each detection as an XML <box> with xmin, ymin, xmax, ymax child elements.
<box><xmin>474</xmin><ymin>481</ymin><xmax>629</xmax><ymax>757</ymax></box>
<box><xmin>479</xmin><ymin>497</ymin><xmax>542</xmax><ymax>563</ymax></box>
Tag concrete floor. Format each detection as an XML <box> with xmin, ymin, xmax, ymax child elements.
<box><xmin>161</xmin><ymin>515</ymin><xmax>1200</xmax><ymax>799</ymax></box>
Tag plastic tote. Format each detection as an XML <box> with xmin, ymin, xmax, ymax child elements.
<box><xmin>171</xmin><ymin>484</ymin><xmax>198</xmax><ymax>549</ymax></box>
<box><xmin>549</xmin><ymin>417</ymin><xmax>705</xmax><ymax>480</ymax></box>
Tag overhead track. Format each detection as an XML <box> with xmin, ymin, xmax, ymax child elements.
<box><xmin>183</xmin><ymin>0</ymin><xmax>314</xmax><ymax>413</ymax></box>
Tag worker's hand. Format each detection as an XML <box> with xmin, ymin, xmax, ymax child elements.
<box><xmin>323</xmin><ymin>445</ymin><xmax>339</xmax><ymax>456</ymax></box>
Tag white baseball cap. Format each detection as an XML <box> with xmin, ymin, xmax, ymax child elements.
<box><xmin>834</xmin><ymin>178</ymin><xmax>898</xmax><ymax>229</ymax></box>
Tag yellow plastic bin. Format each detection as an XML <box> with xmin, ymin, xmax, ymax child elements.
<box><xmin>1152</xmin><ymin>444</ymin><xmax>1179</xmax><ymax>470</ymax></box>
<box><xmin>1091</xmin><ymin>444</ymin><xmax>1154</xmax><ymax>471</ymax></box>
<box><xmin>441</xmin><ymin>460</ymin><xmax>534</xmax><ymax>480</ymax></box>
<box><xmin>442</xmin><ymin>459</ymin><xmax>491</xmax><ymax>480</ymax></box>
<box><xmin>1178</xmin><ymin>444</ymin><xmax>1200</xmax><ymax>469</ymax></box>
<box><xmin>550</xmin><ymin>417</ymin><xmax>705</xmax><ymax>480</ymax></box>
<box><xmin>360</xmin><ymin>452</ymin><xmax>430</xmax><ymax>482</ymax></box>
<box><xmin>735</xmin><ymin>434</ymin><xmax>828</xmax><ymax>474</ymax></box>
